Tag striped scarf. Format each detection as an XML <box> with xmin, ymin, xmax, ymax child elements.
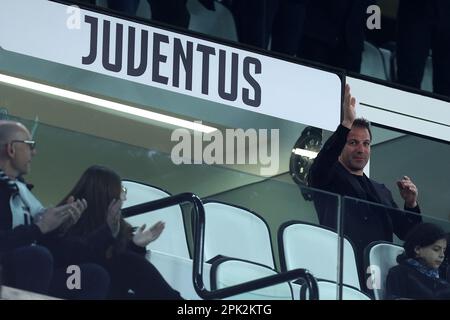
<box><xmin>0</xmin><ymin>169</ymin><xmax>44</xmax><ymax>227</ymax></box>
<box><xmin>0</xmin><ymin>169</ymin><xmax>18</xmax><ymax>193</ymax></box>
<box><xmin>406</xmin><ymin>258</ymin><xmax>440</xmax><ymax>279</ymax></box>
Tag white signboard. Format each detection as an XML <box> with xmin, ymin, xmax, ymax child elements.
<box><xmin>0</xmin><ymin>0</ymin><xmax>342</xmax><ymax>131</ymax></box>
<box><xmin>348</xmin><ymin>77</ymin><xmax>450</xmax><ymax>142</ymax></box>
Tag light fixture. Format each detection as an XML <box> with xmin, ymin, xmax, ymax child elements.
<box><xmin>292</xmin><ymin>148</ymin><xmax>318</xmax><ymax>159</ymax></box>
<box><xmin>289</xmin><ymin>126</ymin><xmax>322</xmax><ymax>186</ymax></box>
<box><xmin>0</xmin><ymin>73</ymin><xmax>217</xmax><ymax>134</ymax></box>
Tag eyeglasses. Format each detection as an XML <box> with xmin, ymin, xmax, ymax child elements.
<box><xmin>121</xmin><ymin>186</ymin><xmax>127</xmax><ymax>195</ymax></box>
<box><xmin>11</xmin><ymin>140</ymin><xmax>36</xmax><ymax>150</ymax></box>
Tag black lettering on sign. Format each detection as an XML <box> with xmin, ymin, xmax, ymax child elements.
<box><xmin>81</xmin><ymin>16</ymin><xmax>264</xmax><ymax>108</ymax></box>
<box><xmin>102</xmin><ymin>20</ymin><xmax>123</xmax><ymax>72</ymax></box>
<box><xmin>243</xmin><ymin>57</ymin><xmax>262</xmax><ymax>107</ymax></box>
<box><xmin>218</xmin><ymin>49</ymin><xmax>238</xmax><ymax>101</ymax></box>
<box><xmin>196</xmin><ymin>44</ymin><xmax>215</xmax><ymax>95</ymax></box>
<box><xmin>152</xmin><ymin>32</ymin><xmax>169</xmax><ymax>85</ymax></box>
<box><xmin>173</xmin><ymin>38</ymin><xmax>193</xmax><ymax>91</ymax></box>
<box><xmin>82</xmin><ymin>15</ymin><xmax>98</xmax><ymax>65</ymax></box>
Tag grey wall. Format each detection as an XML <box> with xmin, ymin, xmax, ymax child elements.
<box><xmin>371</xmin><ymin>134</ymin><xmax>450</xmax><ymax>223</ymax></box>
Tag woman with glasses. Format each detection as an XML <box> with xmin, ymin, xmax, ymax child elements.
<box><xmin>42</xmin><ymin>165</ymin><xmax>182</xmax><ymax>300</ymax></box>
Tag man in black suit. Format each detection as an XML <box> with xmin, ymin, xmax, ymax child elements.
<box><xmin>298</xmin><ymin>0</ymin><xmax>375</xmax><ymax>72</ymax></box>
<box><xmin>308</xmin><ymin>84</ymin><xmax>422</xmax><ymax>288</ymax></box>
<box><xmin>397</xmin><ymin>0</ymin><xmax>450</xmax><ymax>97</ymax></box>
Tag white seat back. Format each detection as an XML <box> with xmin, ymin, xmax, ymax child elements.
<box><xmin>379</xmin><ymin>47</ymin><xmax>393</xmax><ymax>81</ymax></box>
<box><xmin>366</xmin><ymin>241</ymin><xmax>404</xmax><ymax>300</ymax></box>
<box><xmin>317</xmin><ymin>280</ymin><xmax>371</xmax><ymax>300</ymax></box>
<box><xmin>212</xmin><ymin>259</ymin><xmax>293</xmax><ymax>300</ymax></box>
<box><xmin>149</xmin><ymin>250</ymin><xmax>211</xmax><ymax>300</ymax></box>
<box><xmin>122</xmin><ymin>180</ymin><xmax>190</xmax><ymax>258</ymax></box>
<box><xmin>361</xmin><ymin>41</ymin><xmax>388</xmax><ymax>80</ymax></box>
<box><xmin>421</xmin><ymin>54</ymin><xmax>433</xmax><ymax>92</ymax></box>
<box><xmin>203</xmin><ymin>202</ymin><xmax>275</xmax><ymax>268</ymax></box>
<box><xmin>280</xmin><ymin>222</ymin><xmax>360</xmax><ymax>289</ymax></box>
<box><xmin>187</xmin><ymin>0</ymin><xmax>238</xmax><ymax>42</ymax></box>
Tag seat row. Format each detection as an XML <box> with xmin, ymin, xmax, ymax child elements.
<box><xmin>121</xmin><ymin>180</ymin><xmax>403</xmax><ymax>300</ymax></box>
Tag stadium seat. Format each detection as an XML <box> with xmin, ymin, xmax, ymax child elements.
<box><xmin>364</xmin><ymin>241</ymin><xmax>404</xmax><ymax>300</ymax></box>
<box><xmin>278</xmin><ymin>221</ymin><xmax>361</xmax><ymax>289</ymax></box>
<box><xmin>421</xmin><ymin>54</ymin><xmax>433</xmax><ymax>92</ymax></box>
<box><xmin>187</xmin><ymin>0</ymin><xmax>238</xmax><ymax>42</ymax></box>
<box><xmin>361</xmin><ymin>41</ymin><xmax>389</xmax><ymax>81</ymax></box>
<box><xmin>202</xmin><ymin>201</ymin><xmax>275</xmax><ymax>268</ymax></box>
<box><xmin>300</xmin><ymin>279</ymin><xmax>371</xmax><ymax>300</ymax></box>
<box><xmin>122</xmin><ymin>180</ymin><xmax>190</xmax><ymax>258</ymax></box>
<box><xmin>210</xmin><ymin>257</ymin><xmax>294</xmax><ymax>300</ymax></box>
<box><xmin>149</xmin><ymin>250</ymin><xmax>212</xmax><ymax>299</ymax></box>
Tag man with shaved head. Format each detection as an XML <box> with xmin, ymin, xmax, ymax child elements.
<box><xmin>0</xmin><ymin>121</ymin><xmax>109</xmax><ymax>298</ymax></box>
<box><xmin>0</xmin><ymin>122</ymin><xmax>35</xmax><ymax>181</ymax></box>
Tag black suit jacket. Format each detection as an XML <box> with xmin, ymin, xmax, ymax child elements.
<box><xmin>308</xmin><ymin>125</ymin><xmax>421</xmax><ymax>273</ymax></box>
<box><xmin>386</xmin><ymin>262</ymin><xmax>450</xmax><ymax>300</ymax></box>
<box><xmin>302</xmin><ymin>0</ymin><xmax>375</xmax><ymax>52</ymax></box>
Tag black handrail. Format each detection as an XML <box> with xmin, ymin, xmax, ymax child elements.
<box><xmin>122</xmin><ymin>192</ymin><xmax>319</xmax><ymax>300</ymax></box>
<box><xmin>121</xmin><ymin>192</ymin><xmax>196</xmax><ymax>218</ymax></box>
<box><xmin>198</xmin><ymin>268</ymin><xmax>319</xmax><ymax>300</ymax></box>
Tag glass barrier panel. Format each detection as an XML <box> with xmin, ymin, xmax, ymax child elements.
<box><xmin>342</xmin><ymin>195</ymin><xmax>450</xmax><ymax>300</ymax></box>
<box><xmin>206</xmin><ymin>183</ymin><xmax>340</xmax><ymax>300</ymax></box>
<box><xmin>4</xmin><ymin>114</ymin><xmax>342</xmax><ymax>299</ymax></box>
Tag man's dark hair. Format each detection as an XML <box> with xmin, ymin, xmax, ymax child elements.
<box><xmin>352</xmin><ymin>118</ymin><xmax>372</xmax><ymax>141</ymax></box>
